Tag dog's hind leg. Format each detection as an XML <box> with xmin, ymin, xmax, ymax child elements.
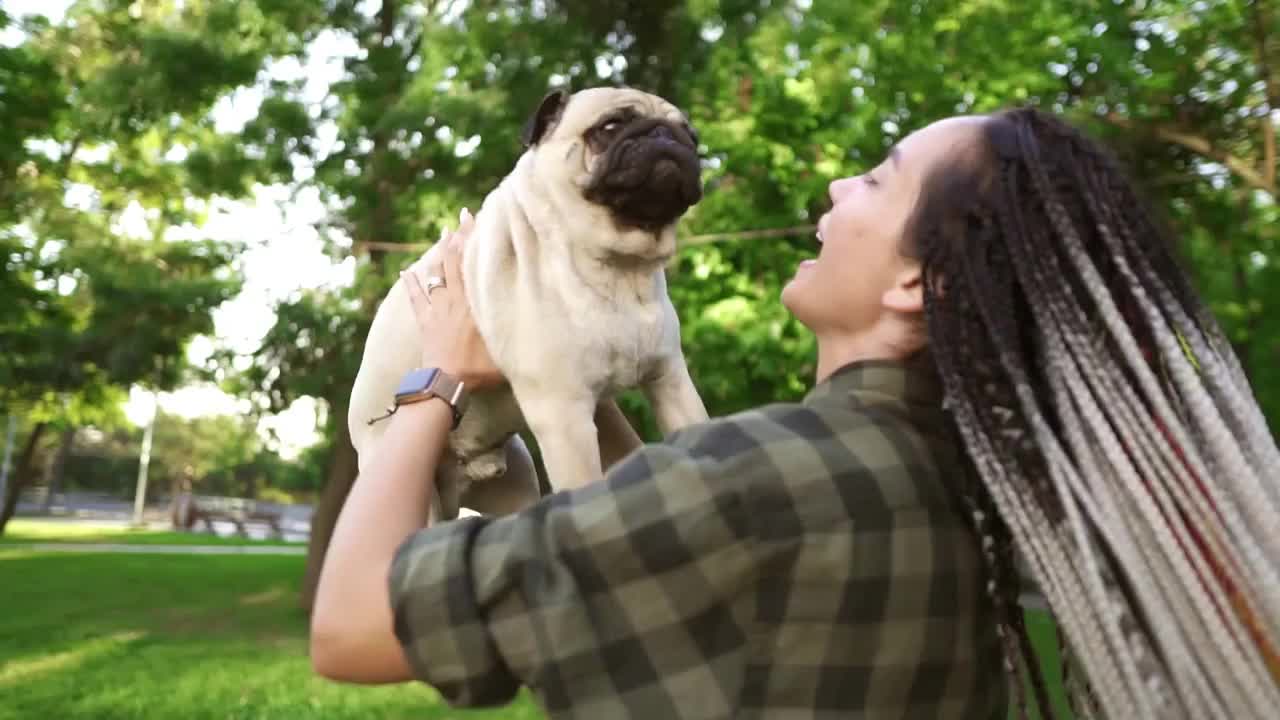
<box><xmin>458</xmin><ymin>434</ymin><xmax>541</xmax><ymax>516</ymax></box>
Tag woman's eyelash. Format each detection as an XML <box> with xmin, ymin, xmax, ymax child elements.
<box><xmin>863</xmin><ymin>174</ymin><xmax>879</xmax><ymax>186</ymax></box>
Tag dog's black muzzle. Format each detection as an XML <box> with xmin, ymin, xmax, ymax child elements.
<box><xmin>583</xmin><ymin>118</ymin><xmax>703</xmax><ymax>232</ymax></box>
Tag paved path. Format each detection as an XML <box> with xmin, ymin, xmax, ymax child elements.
<box><xmin>1</xmin><ymin>542</ymin><xmax>305</xmax><ymax>556</ymax></box>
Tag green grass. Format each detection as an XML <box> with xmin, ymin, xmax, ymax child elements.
<box><xmin>0</xmin><ymin>549</ymin><xmax>542</xmax><ymax>720</ymax></box>
<box><xmin>1022</xmin><ymin>608</ymin><xmax>1073</xmax><ymax>719</ymax></box>
<box><xmin>0</xmin><ymin>519</ymin><xmax>304</xmax><ymax>547</ymax></box>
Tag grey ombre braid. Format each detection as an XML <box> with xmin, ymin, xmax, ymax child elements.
<box><xmin>906</xmin><ymin>107</ymin><xmax>1280</xmax><ymax>718</ymax></box>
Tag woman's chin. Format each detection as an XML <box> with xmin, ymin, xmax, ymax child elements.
<box><xmin>780</xmin><ymin>284</ymin><xmax>817</xmax><ymax>331</ymax></box>
<box><xmin>780</xmin><ymin>275</ymin><xmax>806</xmax><ymax>311</ymax></box>
<box><xmin>782</xmin><ymin>260</ymin><xmax>816</xmax><ymax>291</ymax></box>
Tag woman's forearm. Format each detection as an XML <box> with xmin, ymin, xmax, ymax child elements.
<box><xmin>313</xmin><ymin>396</ymin><xmax>641</xmax><ymax>683</ymax></box>
<box><xmin>310</xmin><ymin>398</ymin><xmax>454</xmax><ymax>683</ymax></box>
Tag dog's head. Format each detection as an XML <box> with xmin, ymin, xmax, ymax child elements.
<box><xmin>522</xmin><ymin>87</ymin><xmax>703</xmax><ymax>246</ymax></box>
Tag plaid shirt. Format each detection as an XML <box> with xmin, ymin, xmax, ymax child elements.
<box><xmin>389</xmin><ymin>355</ymin><xmax>1007</xmax><ymax>719</ymax></box>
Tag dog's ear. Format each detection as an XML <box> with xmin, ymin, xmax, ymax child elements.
<box><xmin>521</xmin><ymin>89</ymin><xmax>570</xmax><ymax>148</ymax></box>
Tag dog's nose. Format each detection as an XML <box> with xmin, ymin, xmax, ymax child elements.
<box><xmin>649</xmin><ymin>125</ymin><xmax>675</xmax><ymax>141</ymax></box>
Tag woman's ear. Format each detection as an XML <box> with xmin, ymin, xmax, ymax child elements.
<box><xmin>882</xmin><ymin>263</ymin><xmax>924</xmax><ymax>314</ymax></box>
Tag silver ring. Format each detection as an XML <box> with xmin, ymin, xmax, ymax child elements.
<box><xmin>424</xmin><ymin>275</ymin><xmax>446</xmax><ymax>293</ymax></box>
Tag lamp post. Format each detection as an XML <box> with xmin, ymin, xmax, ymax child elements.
<box><xmin>126</xmin><ymin>389</ymin><xmax>159</xmax><ymax>528</ymax></box>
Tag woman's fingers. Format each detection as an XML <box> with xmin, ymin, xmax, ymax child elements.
<box><xmin>403</xmin><ymin>208</ymin><xmax>472</xmax><ymax>317</ymax></box>
<box><xmin>441</xmin><ymin>242</ymin><xmax>462</xmax><ymax>297</ymax></box>
<box><xmin>442</xmin><ymin>208</ymin><xmax>470</xmax><ymax>295</ymax></box>
<box><xmin>401</xmin><ymin>267</ymin><xmax>431</xmax><ymax>317</ymax></box>
<box><xmin>458</xmin><ymin>207</ymin><xmax>474</xmax><ymax>236</ymax></box>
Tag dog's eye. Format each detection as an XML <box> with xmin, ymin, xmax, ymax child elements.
<box><xmin>602</xmin><ymin>121</ymin><xmax>621</xmax><ymax>134</ymax></box>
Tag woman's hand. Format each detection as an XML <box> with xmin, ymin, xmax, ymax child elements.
<box><xmin>402</xmin><ymin>209</ymin><xmax>505</xmax><ymax>390</ymax></box>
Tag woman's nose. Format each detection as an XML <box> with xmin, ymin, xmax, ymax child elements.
<box><xmin>829</xmin><ymin>176</ymin><xmax>858</xmax><ymax>203</ymax></box>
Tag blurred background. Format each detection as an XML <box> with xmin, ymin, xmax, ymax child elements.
<box><xmin>1</xmin><ymin>0</ymin><xmax>1276</xmax><ymax>718</ymax></box>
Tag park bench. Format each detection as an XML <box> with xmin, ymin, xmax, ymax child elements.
<box><xmin>173</xmin><ymin>494</ymin><xmax>284</xmax><ymax>539</ymax></box>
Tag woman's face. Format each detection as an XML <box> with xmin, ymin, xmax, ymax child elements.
<box><xmin>782</xmin><ymin>115</ymin><xmax>986</xmax><ymax>348</ymax></box>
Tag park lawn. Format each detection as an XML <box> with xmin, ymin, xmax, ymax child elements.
<box><xmin>0</xmin><ymin>549</ymin><xmax>541</xmax><ymax>720</ymax></box>
<box><xmin>0</xmin><ymin>519</ymin><xmax>304</xmax><ymax>547</ymax></box>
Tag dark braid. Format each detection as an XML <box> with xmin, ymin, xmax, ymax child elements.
<box><xmin>915</xmin><ymin>207</ymin><xmax>1061</xmax><ymax>718</ymax></box>
<box><xmin>903</xmin><ymin>107</ymin><xmax>1280</xmax><ymax>717</ymax></box>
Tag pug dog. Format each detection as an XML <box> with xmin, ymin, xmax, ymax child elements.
<box><xmin>347</xmin><ymin>86</ymin><xmax>709</xmax><ymax>522</ymax></box>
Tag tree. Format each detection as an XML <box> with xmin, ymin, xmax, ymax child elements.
<box><xmin>1069</xmin><ymin>0</ymin><xmax>1280</xmax><ymax>429</ymax></box>
<box><xmin>0</xmin><ymin>0</ymin><xmax>323</xmax><ymax>534</ymax></box>
<box><xmin>217</xmin><ymin>0</ymin><xmax>1279</xmax><ymax>612</ymax></box>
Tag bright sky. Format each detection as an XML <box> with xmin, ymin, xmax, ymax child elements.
<box><xmin>7</xmin><ymin>1</ymin><xmax>362</xmax><ymax>459</ymax></box>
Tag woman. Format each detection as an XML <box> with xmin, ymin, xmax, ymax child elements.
<box><xmin>310</xmin><ymin>108</ymin><xmax>1280</xmax><ymax>719</ymax></box>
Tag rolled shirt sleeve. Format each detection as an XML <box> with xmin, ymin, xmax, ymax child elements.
<box><xmin>387</xmin><ymin>434</ymin><xmax>760</xmax><ymax>709</ymax></box>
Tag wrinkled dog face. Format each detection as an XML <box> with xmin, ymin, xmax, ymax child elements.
<box><xmin>522</xmin><ymin>87</ymin><xmax>703</xmax><ymax>252</ymax></box>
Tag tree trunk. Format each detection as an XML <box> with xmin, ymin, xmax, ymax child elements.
<box><xmin>299</xmin><ymin>402</ymin><xmax>359</xmax><ymax>613</ymax></box>
<box><xmin>242</xmin><ymin>466</ymin><xmax>258</xmax><ymax>500</ymax></box>
<box><xmin>0</xmin><ymin>422</ymin><xmax>49</xmax><ymax>535</ymax></box>
<box><xmin>40</xmin><ymin>427</ymin><xmax>76</xmax><ymax>514</ymax></box>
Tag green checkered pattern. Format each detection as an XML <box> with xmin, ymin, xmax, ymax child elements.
<box><xmin>389</xmin><ymin>355</ymin><xmax>1007</xmax><ymax>719</ymax></box>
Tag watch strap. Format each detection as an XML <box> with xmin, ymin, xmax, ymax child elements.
<box><xmin>388</xmin><ymin>367</ymin><xmax>469</xmax><ymax>428</ymax></box>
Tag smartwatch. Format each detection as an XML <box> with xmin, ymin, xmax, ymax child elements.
<box><xmin>393</xmin><ymin>368</ymin><xmax>469</xmax><ymax>428</ymax></box>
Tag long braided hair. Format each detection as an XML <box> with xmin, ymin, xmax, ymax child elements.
<box><xmin>904</xmin><ymin>107</ymin><xmax>1280</xmax><ymax>718</ymax></box>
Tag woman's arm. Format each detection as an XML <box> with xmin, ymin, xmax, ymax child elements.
<box><xmin>311</xmin><ymin>210</ymin><xmax>503</xmax><ymax>683</ymax></box>
<box><xmin>310</xmin><ymin>397</ymin><xmax>453</xmax><ymax>683</ymax></box>
<box><xmin>312</xmin><ymin>399</ymin><xmax>643</xmax><ymax>681</ymax></box>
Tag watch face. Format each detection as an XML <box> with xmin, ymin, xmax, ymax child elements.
<box><xmin>395</xmin><ymin>367</ymin><xmax>439</xmax><ymax>396</ymax></box>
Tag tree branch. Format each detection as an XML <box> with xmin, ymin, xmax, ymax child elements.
<box><xmin>350</xmin><ymin>224</ymin><xmax>819</xmax><ymax>256</ymax></box>
<box><xmin>1249</xmin><ymin>0</ymin><xmax>1277</xmax><ymax>189</ymax></box>
<box><xmin>58</xmin><ymin>133</ymin><xmax>83</xmax><ymax>179</ymax></box>
<box><xmin>1102</xmin><ymin>113</ymin><xmax>1276</xmax><ymax>197</ymax></box>
<box><xmin>1262</xmin><ymin>113</ymin><xmax>1276</xmax><ymax>193</ymax></box>
<box><xmin>682</xmin><ymin>224</ymin><xmax>817</xmax><ymax>246</ymax></box>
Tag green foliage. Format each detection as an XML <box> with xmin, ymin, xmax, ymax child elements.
<box><xmin>4</xmin><ymin>0</ymin><xmax>1278</xmax><ymax>510</ymax></box>
<box><xmin>217</xmin><ymin>289</ymin><xmax>368</xmax><ymax>414</ymax></box>
<box><xmin>61</xmin><ymin>413</ymin><xmax>316</xmax><ymax>500</ymax></box>
<box><xmin>178</xmin><ymin>0</ymin><xmax>1280</xmax><ymax>463</ymax></box>
<box><xmin>0</xmin><ymin>0</ymin><xmax>296</xmax><ymax>425</ymax></box>
<box><xmin>0</xmin><ymin>1</ymin><xmax>327</xmax><ymax>514</ymax></box>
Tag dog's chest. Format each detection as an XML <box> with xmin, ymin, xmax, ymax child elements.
<box><xmin>588</xmin><ymin>300</ymin><xmax>670</xmax><ymax>388</ymax></box>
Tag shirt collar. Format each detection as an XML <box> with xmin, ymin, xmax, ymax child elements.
<box><xmin>803</xmin><ymin>351</ymin><xmax>945</xmax><ymax>409</ymax></box>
